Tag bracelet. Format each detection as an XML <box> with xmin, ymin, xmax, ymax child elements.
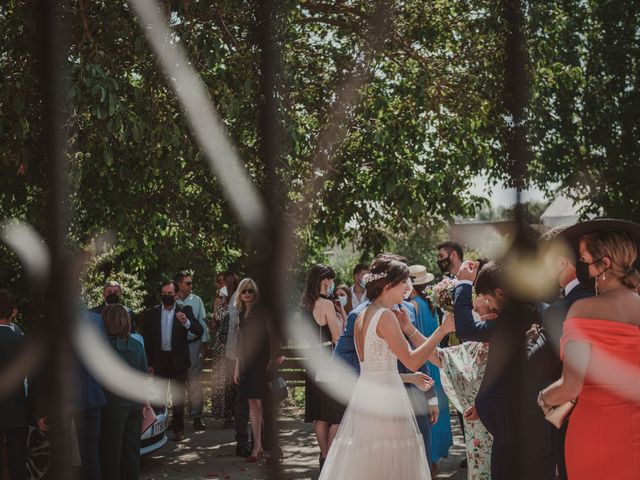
<box><xmin>407</xmin><ymin>328</ymin><xmax>418</xmax><ymax>339</ymax></box>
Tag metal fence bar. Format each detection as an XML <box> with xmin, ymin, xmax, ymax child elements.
<box><xmin>36</xmin><ymin>0</ymin><xmax>75</xmax><ymax>478</ymax></box>
<box><xmin>256</xmin><ymin>2</ymin><xmax>287</xmax><ymax>477</ymax></box>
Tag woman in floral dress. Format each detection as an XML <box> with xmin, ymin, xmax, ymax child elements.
<box><xmin>210</xmin><ymin>272</ymin><xmax>240</xmax><ymax>425</ymax></box>
<box><xmin>430</xmin><ymin>299</ymin><xmax>494</xmax><ymax>480</ymax></box>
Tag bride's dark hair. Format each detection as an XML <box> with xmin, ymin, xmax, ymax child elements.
<box><xmin>365</xmin><ymin>257</ymin><xmax>410</xmax><ymax>301</ymax></box>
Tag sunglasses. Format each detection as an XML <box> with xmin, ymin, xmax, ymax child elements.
<box><xmin>241</xmin><ymin>288</ymin><xmax>255</xmax><ymax>294</ymax></box>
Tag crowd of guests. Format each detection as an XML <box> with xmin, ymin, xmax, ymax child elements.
<box><xmin>2</xmin><ymin>219</ymin><xmax>639</xmax><ymax>479</ymax></box>
<box><xmin>302</xmin><ymin>220</ymin><xmax>640</xmax><ymax>480</ymax></box>
<box><xmin>0</xmin><ymin>268</ymin><xmax>284</xmax><ymax>479</ymax></box>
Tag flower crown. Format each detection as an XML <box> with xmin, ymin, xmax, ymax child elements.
<box><xmin>363</xmin><ymin>271</ymin><xmax>388</xmax><ymax>284</ymax></box>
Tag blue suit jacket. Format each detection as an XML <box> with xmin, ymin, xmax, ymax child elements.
<box><xmin>333</xmin><ymin>301</ymin><xmax>368</xmax><ymax>373</ymax></box>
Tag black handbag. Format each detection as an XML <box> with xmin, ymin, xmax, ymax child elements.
<box><xmin>268</xmin><ymin>376</ymin><xmax>289</xmax><ymax>404</ymax></box>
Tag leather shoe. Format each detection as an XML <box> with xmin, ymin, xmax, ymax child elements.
<box><xmin>193</xmin><ymin>418</ymin><xmax>205</xmax><ymax>431</ymax></box>
<box><xmin>236</xmin><ymin>444</ymin><xmax>252</xmax><ymax>457</ymax></box>
<box><xmin>172</xmin><ymin>431</ymin><xmax>184</xmax><ymax>441</ymax></box>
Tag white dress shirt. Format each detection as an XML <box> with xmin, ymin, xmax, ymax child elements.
<box><xmin>161</xmin><ymin>306</ymin><xmax>175</xmax><ymax>351</ymax></box>
<box><xmin>350</xmin><ymin>285</ymin><xmax>367</xmax><ymax>309</ymax></box>
<box><xmin>563</xmin><ymin>278</ymin><xmax>580</xmax><ymax>297</ymax></box>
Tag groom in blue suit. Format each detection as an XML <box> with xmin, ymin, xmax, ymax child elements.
<box><xmin>453</xmin><ymin>261</ymin><xmax>539</xmax><ymax>479</ymax></box>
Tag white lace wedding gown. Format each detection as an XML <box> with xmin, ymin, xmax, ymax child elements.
<box><xmin>319</xmin><ymin>308</ymin><xmax>430</xmax><ymax>480</ymax></box>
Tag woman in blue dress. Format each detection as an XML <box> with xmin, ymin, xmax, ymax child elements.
<box><xmin>408</xmin><ymin>265</ymin><xmax>453</xmax><ymax>469</ymax></box>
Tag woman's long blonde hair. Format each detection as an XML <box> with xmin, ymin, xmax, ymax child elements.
<box><xmin>235</xmin><ymin>278</ymin><xmax>260</xmax><ymax>312</ymax></box>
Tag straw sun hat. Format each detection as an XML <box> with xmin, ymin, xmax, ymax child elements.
<box><xmin>408</xmin><ymin>265</ymin><xmax>435</xmax><ymax>286</ymax></box>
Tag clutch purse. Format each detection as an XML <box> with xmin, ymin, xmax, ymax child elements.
<box><xmin>544</xmin><ymin>400</ymin><xmax>576</xmax><ymax>429</ymax></box>
<box><xmin>268</xmin><ymin>376</ymin><xmax>289</xmax><ymax>404</ymax></box>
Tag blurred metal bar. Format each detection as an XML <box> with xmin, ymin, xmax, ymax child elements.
<box><xmin>502</xmin><ymin>0</ymin><xmax>533</xmax><ymax>476</ymax></box>
<box><xmin>255</xmin><ymin>1</ymin><xmax>286</xmax><ymax>477</ymax></box>
<box><xmin>36</xmin><ymin>1</ymin><xmax>75</xmax><ymax>478</ymax></box>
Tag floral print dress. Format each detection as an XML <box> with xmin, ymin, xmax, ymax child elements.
<box><xmin>438</xmin><ymin>342</ymin><xmax>492</xmax><ymax>480</ymax></box>
<box><xmin>210</xmin><ymin>300</ymin><xmax>234</xmax><ymax>420</ymax></box>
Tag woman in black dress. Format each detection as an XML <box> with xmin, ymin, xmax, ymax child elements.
<box><xmin>233</xmin><ymin>278</ymin><xmax>278</xmax><ymax>463</ymax></box>
<box><xmin>301</xmin><ymin>264</ymin><xmax>346</xmax><ymax>471</ymax></box>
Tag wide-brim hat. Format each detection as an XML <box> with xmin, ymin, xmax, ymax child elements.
<box><xmin>408</xmin><ymin>264</ymin><xmax>435</xmax><ymax>285</ymax></box>
<box><xmin>557</xmin><ymin>219</ymin><xmax>640</xmax><ymax>255</ymax></box>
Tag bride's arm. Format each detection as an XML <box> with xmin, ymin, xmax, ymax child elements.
<box><xmin>428</xmin><ymin>348</ymin><xmax>442</xmax><ymax>368</ymax></box>
<box><xmin>378</xmin><ymin>310</ymin><xmax>454</xmax><ymax>371</ymax></box>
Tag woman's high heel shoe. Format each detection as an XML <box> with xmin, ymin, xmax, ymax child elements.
<box><xmin>246</xmin><ymin>450</ymin><xmax>263</xmax><ymax>463</ymax></box>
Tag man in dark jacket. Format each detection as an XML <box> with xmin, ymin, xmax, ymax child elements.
<box><xmin>523</xmin><ymin>230</ymin><xmax>595</xmax><ymax>480</ymax></box>
<box><xmin>0</xmin><ymin>288</ymin><xmax>28</xmax><ymax>480</ymax></box>
<box><xmin>453</xmin><ymin>261</ymin><xmax>540</xmax><ymax>479</ymax></box>
<box><xmin>143</xmin><ymin>280</ymin><xmax>202</xmax><ymax>440</ymax></box>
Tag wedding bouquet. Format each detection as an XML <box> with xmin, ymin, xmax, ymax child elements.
<box><xmin>432</xmin><ymin>277</ymin><xmax>458</xmax><ymax>312</ymax></box>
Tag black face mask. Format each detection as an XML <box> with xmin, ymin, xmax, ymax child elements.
<box><xmin>161</xmin><ymin>295</ymin><xmax>176</xmax><ymax>307</ymax></box>
<box><xmin>437</xmin><ymin>257</ymin><xmax>452</xmax><ymax>274</ymax></box>
<box><xmin>575</xmin><ymin>261</ymin><xmax>591</xmax><ymax>284</ymax></box>
<box><xmin>105</xmin><ymin>293</ymin><xmax>121</xmax><ymax>305</ymax></box>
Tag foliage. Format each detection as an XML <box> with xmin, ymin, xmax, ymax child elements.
<box><xmin>79</xmin><ymin>245</ymin><xmax>147</xmax><ymax>313</ymax></box>
<box><xmin>1</xmin><ymin>0</ymin><xmax>638</xmax><ymax>307</ymax></box>
<box><xmin>474</xmin><ymin>200</ymin><xmax>549</xmax><ymax>223</ymax></box>
<box><xmin>526</xmin><ymin>1</ymin><xmax>640</xmax><ymax>221</ymax></box>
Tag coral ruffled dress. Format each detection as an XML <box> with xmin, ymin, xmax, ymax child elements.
<box><xmin>560</xmin><ymin>318</ymin><xmax>640</xmax><ymax>480</ymax></box>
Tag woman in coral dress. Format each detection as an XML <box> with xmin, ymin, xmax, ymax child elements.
<box><xmin>540</xmin><ymin>229</ymin><xmax>640</xmax><ymax>480</ymax></box>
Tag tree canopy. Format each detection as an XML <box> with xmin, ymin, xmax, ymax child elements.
<box><xmin>1</xmin><ymin>0</ymin><xmax>638</xmax><ymax>305</ymax></box>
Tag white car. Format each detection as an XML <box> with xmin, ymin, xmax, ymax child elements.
<box><xmin>140</xmin><ymin>402</ymin><xmax>169</xmax><ymax>455</ymax></box>
<box><xmin>130</xmin><ymin>333</ymin><xmax>169</xmax><ymax>455</ymax></box>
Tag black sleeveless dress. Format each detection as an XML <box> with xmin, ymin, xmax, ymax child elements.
<box><xmin>303</xmin><ymin>303</ymin><xmax>342</xmax><ymax>425</ymax></box>
<box><xmin>237</xmin><ymin>307</ymin><xmax>271</xmax><ymax>399</ymax></box>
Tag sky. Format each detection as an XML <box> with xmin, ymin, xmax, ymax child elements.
<box><xmin>469</xmin><ymin>175</ymin><xmax>549</xmax><ymax>207</ymax></box>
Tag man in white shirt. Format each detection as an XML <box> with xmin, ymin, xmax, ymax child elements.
<box><xmin>436</xmin><ymin>241</ymin><xmax>464</xmax><ymax>278</ymax></box>
<box><xmin>350</xmin><ymin>263</ymin><xmax>369</xmax><ymax>309</ymax></box>
<box><xmin>174</xmin><ymin>271</ymin><xmax>209</xmax><ymax>431</ymax></box>
<box><xmin>143</xmin><ymin>280</ymin><xmax>202</xmax><ymax>441</ymax></box>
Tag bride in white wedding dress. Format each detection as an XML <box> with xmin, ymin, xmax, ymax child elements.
<box><xmin>319</xmin><ymin>257</ymin><xmax>455</xmax><ymax>480</ymax></box>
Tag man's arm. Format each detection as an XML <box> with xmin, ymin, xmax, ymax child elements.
<box><xmin>195</xmin><ymin>297</ymin><xmax>210</xmax><ymax>343</ymax></box>
<box><xmin>182</xmin><ymin>306</ymin><xmax>203</xmax><ymax>336</ymax></box>
<box><xmin>453</xmin><ymin>283</ymin><xmax>494</xmax><ymax>342</ymax></box>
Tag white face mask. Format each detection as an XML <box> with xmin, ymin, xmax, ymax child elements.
<box><xmin>219</xmin><ymin>286</ymin><xmax>228</xmax><ymax>298</ymax></box>
<box><xmin>338</xmin><ymin>295</ymin><xmax>348</xmax><ymax>307</ymax></box>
